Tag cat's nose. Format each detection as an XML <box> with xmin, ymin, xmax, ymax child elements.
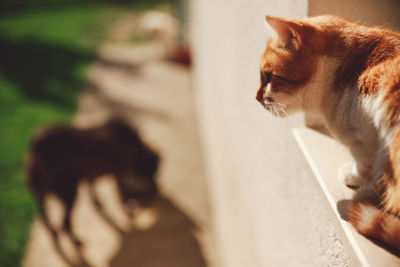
<box><xmin>256</xmin><ymin>87</ymin><xmax>264</xmax><ymax>102</ymax></box>
<box><xmin>256</xmin><ymin>86</ymin><xmax>274</xmax><ymax>103</ymax></box>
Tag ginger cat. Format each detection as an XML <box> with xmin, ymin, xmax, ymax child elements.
<box><xmin>256</xmin><ymin>15</ymin><xmax>400</xmax><ymax>250</ymax></box>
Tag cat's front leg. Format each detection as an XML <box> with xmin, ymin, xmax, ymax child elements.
<box><xmin>339</xmin><ymin>139</ymin><xmax>373</xmax><ymax>188</ymax></box>
<box><xmin>339</xmin><ymin>162</ymin><xmax>369</xmax><ymax>188</ymax></box>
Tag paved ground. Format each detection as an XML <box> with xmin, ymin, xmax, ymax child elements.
<box><xmin>23</xmin><ymin>39</ymin><xmax>217</xmax><ymax>266</ymax></box>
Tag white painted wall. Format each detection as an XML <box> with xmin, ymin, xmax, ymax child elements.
<box><xmin>190</xmin><ymin>0</ymin><xmax>353</xmax><ymax>266</ymax></box>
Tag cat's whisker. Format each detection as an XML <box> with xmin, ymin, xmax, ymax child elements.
<box><xmin>272</xmin><ymin>104</ymin><xmax>281</xmax><ymax>118</ymax></box>
<box><xmin>276</xmin><ymin>102</ymin><xmax>287</xmax><ymax>108</ymax></box>
<box><xmin>279</xmin><ymin>106</ymin><xmax>289</xmax><ymax>117</ymax></box>
<box><xmin>278</xmin><ymin>104</ymin><xmax>297</xmax><ymax>125</ymax></box>
<box><xmin>263</xmin><ymin>102</ymin><xmax>275</xmax><ymax>127</ymax></box>
<box><xmin>270</xmin><ymin>104</ymin><xmax>275</xmax><ymax>116</ymax></box>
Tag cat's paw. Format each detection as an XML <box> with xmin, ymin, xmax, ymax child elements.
<box><xmin>338</xmin><ymin>162</ymin><xmax>366</xmax><ymax>188</ymax></box>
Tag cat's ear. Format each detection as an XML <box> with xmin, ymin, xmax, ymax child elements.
<box><xmin>265</xmin><ymin>15</ymin><xmax>302</xmax><ymax>49</ymax></box>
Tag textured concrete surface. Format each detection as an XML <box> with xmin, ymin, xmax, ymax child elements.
<box><xmin>23</xmin><ymin>45</ymin><xmax>217</xmax><ymax>266</ymax></box>
<box><xmin>190</xmin><ymin>1</ymin><xmax>352</xmax><ymax>266</ymax></box>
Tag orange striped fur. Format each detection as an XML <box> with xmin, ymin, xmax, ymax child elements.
<box><xmin>257</xmin><ymin>15</ymin><xmax>400</xmax><ymax>250</ymax></box>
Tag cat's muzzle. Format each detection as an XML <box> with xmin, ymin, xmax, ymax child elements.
<box><xmin>262</xmin><ymin>99</ymin><xmax>273</xmax><ymax>111</ymax></box>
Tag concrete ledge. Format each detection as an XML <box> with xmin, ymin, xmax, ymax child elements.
<box><xmin>293</xmin><ymin>127</ymin><xmax>400</xmax><ymax>267</ymax></box>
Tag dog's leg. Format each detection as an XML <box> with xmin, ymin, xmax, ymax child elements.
<box><xmin>37</xmin><ymin>193</ymin><xmax>58</xmax><ymax>237</ymax></box>
<box><xmin>89</xmin><ymin>181</ymin><xmax>126</xmax><ymax>233</ymax></box>
<box><xmin>38</xmin><ymin>193</ymin><xmax>81</xmax><ymax>265</ymax></box>
<box><xmin>62</xmin><ymin>185</ymin><xmax>82</xmax><ymax>248</ymax></box>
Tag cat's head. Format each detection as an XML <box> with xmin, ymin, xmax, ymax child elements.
<box><xmin>256</xmin><ymin>16</ymin><xmax>332</xmax><ymax>117</ymax></box>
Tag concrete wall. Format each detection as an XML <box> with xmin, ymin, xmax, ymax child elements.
<box><xmin>190</xmin><ymin>1</ymin><xmax>352</xmax><ymax>266</ymax></box>
<box><xmin>309</xmin><ymin>0</ymin><xmax>400</xmax><ymax>28</ymax></box>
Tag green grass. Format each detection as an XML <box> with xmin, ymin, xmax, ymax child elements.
<box><xmin>0</xmin><ymin>1</ymin><xmax>173</xmax><ymax>265</ymax></box>
<box><xmin>0</xmin><ymin>76</ymin><xmax>71</xmax><ymax>264</ymax></box>
<box><xmin>0</xmin><ymin>5</ymin><xmax>123</xmax><ymax>49</ymax></box>
<box><xmin>0</xmin><ymin>6</ymin><xmax>107</xmax><ymax>266</ymax></box>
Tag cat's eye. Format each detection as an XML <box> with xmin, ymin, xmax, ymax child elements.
<box><xmin>262</xmin><ymin>72</ymin><xmax>272</xmax><ymax>84</ymax></box>
<box><xmin>274</xmin><ymin>74</ymin><xmax>301</xmax><ymax>84</ymax></box>
<box><xmin>273</xmin><ymin>74</ymin><xmax>286</xmax><ymax>81</ymax></box>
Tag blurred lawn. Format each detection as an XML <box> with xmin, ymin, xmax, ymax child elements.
<box><xmin>0</xmin><ymin>1</ymin><xmax>173</xmax><ymax>265</ymax></box>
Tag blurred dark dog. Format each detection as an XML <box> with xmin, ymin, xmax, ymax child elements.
<box><xmin>26</xmin><ymin>118</ymin><xmax>159</xmax><ymax>246</ymax></box>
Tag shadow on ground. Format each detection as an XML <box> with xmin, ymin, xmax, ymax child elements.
<box><xmin>110</xmin><ymin>196</ymin><xmax>206</xmax><ymax>267</ymax></box>
<box><xmin>24</xmin><ymin>112</ymin><xmax>209</xmax><ymax>267</ymax></box>
<box><xmin>0</xmin><ymin>37</ymin><xmax>94</xmax><ymax>108</ymax></box>
<box><xmin>29</xmin><ymin>183</ymin><xmax>207</xmax><ymax>267</ymax></box>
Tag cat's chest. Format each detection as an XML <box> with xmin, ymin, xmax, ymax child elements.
<box><xmin>333</xmin><ymin>120</ymin><xmax>376</xmax><ymax>147</ymax></box>
<box><xmin>328</xmin><ymin>93</ymin><xmax>380</xmax><ymax>148</ymax></box>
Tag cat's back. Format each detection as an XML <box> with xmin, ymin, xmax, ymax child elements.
<box><xmin>309</xmin><ymin>16</ymin><xmax>400</xmax><ymax>95</ymax></box>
